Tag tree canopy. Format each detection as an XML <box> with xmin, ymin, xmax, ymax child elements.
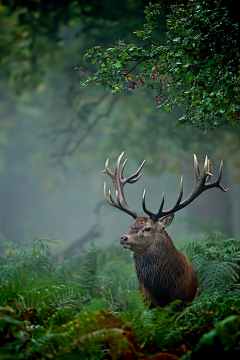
<box><xmin>81</xmin><ymin>0</ymin><xmax>240</xmax><ymax>131</ymax></box>
<box><xmin>0</xmin><ymin>0</ymin><xmax>150</xmax><ymax>91</ymax></box>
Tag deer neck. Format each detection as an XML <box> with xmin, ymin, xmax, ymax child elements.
<box><xmin>133</xmin><ymin>231</ymin><xmax>183</xmax><ymax>283</ymax></box>
<box><xmin>135</xmin><ymin>230</ymin><xmax>178</xmax><ymax>259</ymax></box>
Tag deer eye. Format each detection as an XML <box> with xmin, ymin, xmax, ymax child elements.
<box><xmin>144</xmin><ymin>227</ymin><xmax>151</xmax><ymax>232</ymax></box>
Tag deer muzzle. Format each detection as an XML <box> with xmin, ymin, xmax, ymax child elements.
<box><xmin>120</xmin><ymin>236</ymin><xmax>128</xmax><ymax>245</ymax></box>
<box><xmin>120</xmin><ymin>235</ymin><xmax>133</xmax><ymax>249</ymax></box>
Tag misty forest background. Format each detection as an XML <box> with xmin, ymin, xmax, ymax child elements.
<box><xmin>0</xmin><ymin>0</ymin><xmax>240</xmax><ymax>359</ymax></box>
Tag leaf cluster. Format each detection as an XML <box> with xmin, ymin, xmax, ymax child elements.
<box><xmin>179</xmin><ymin>224</ymin><xmax>240</xmax><ymax>293</ymax></box>
<box><xmin>81</xmin><ymin>1</ymin><xmax>240</xmax><ymax>130</ymax></box>
<box><xmin>0</xmin><ymin>0</ymin><xmax>150</xmax><ymax>92</ymax></box>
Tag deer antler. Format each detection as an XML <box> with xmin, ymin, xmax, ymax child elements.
<box><xmin>142</xmin><ymin>154</ymin><xmax>229</xmax><ymax>222</ymax></box>
<box><xmin>103</xmin><ymin>152</ymin><xmax>145</xmax><ymax>219</ymax></box>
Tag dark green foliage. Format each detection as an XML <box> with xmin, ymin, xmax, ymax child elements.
<box><xmin>0</xmin><ymin>0</ymin><xmax>151</xmax><ymax>91</ymax></box>
<box><xmin>179</xmin><ymin>225</ymin><xmax>240</xmax><ymax>293</ymax></box>
<box><xmin>80</xmin><ymin>242</ymin><xmax>100</xmax><ymax>297</ymax></box>
<box><xmin>81</xmin><ymin>0</ymin><xmax>240</xmax><ymax>130</ymax></box>
<box><xmin>0</xmin><ymin>230</ymin><xmax>240</xmax><ymax>359</ymax></box>
<box><xmin>190</xmin><ymin>315</ymin><xmax>240</xmax><ymax>358</ymax></box>
<box><xmin>164</xmin><ymin>0</ymin><xmax>239</xmax><ymax>130</ymax></box>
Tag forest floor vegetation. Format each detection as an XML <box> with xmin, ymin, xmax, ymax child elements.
<box><xmin>0</xmin><ymin>224</ymin><xmax>240</xmax><ymax>359</ymax></box>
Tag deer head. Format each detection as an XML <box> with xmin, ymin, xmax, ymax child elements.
<box><xmin>119</xmin><ymin>215</ymin><xmax>174</xmax><ymax>255</ymax></box>
<box><xmin>103</xmin><ymin>152</ymin><xmax>228</xmax><ymax>253</ymax></box>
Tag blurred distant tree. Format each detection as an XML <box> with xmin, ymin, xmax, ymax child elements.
<box><xmin>0</xmin><ymin>0</ymin><xmax>158</xmax><ymax>161</ymax></box>
<box><xmin>0</xmin><ymin>0</ymin><xmax>152</xmax><ymax>92</ymax></box>
<box><xmin>81</xmin><ymin>1</ymin><xmax>240</xmax><ymax>131</ymax></box>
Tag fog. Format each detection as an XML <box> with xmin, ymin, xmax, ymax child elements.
<box><xmin>0</xmin><ymin>2</ymin><xmax>239</xmax><ymax>255</ymax></box>
<box><xmin>0</xmin><ymin>93</ymin><xmax>239</xmax><ymax>256</ymax></box>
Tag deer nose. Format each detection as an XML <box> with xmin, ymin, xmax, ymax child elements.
<box><xmin>120</xmin><ymin>236</ymin><xmax>128</xmax><ymax>244</ymax></box>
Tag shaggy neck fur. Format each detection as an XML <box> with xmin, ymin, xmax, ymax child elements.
<box><xmin>133</xmin><ymin>231</ymin><xmax>184</xmax><ymax>306</ymax></box>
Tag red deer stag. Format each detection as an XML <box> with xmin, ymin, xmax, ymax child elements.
<box><xmin>103</xmin><ymin>152</ymin><xmax>228</xmax><ymax>309</ymax></box>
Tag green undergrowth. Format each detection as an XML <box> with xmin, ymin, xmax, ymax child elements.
<box><xmin>0</xmin><ymin>226</ymin><xmax>240</xmax><ymax>359</ymax></box>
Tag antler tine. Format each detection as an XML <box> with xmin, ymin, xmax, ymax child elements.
<box><xmin>202</xmin><ymin>155</ymin><xmax>208</xmax><ymax>178</ymax></box>
<box><xmin>173</xmin><ymin>175</ymin><xmax>184</xmax><ymax>208</ymax></box>
<box><xmin>104</xmin><ymin>182</ymin><xmax>115</xmax><ymax>207</ymax></box>
<box><xmin>116</xmin><ymin>189</ymin><xmax>126</xmax><ymax>209</ymax></box>
<box><xmin>213</xmin><ymin>161</ymin><xmax>229</xmax><ymax>192</ymax></box>
<box><xmin>103</xmin><ymin>152</ymin><xmax>142</xmax><ymax>219</ymax></box>
<box><xmin>193</xmin><ymin>154</ymin><xmax>200</xmax><ymax>183</ymax></box>
<box><xmin>128</xmin><ymin>173</ymin><xmax>143</xmax><ymax>184</ymax></box>
<box><xmin>157</xmin><ymin>191</ymin><xmax>165</xmax><ymax>215</ymax></box>
<box><xmin>121</xmin><ymin>158</ymin><xmax>128</xmax><ymax>180</ymax></box>
<box><xmin>118</xmin><ymin>153</ymin><xmax>145</xmax><ymax>184</ymax></box>
<box><xmin>200</xmin><ymin>155</ymin><xmax>213</xmax><ymax>181</ymax></box>
<box><xmin>123</xmin><ymin>159</ymin><xmax>146</xmax><ymax>184</ymax></box>
<box><xmin>142</xmin><ymin>155</ymin><xmax>228</xmax><ymax>222</ymax></box>
<box><xmin>206</xmin><ymin>159</ymin><xmax>213</xmax><ymax>183</ymax></box>
<box><xmin>115</xmin><ymin>151</ymin><xmax>125</xmax><ymax>179</ymax></box>
<box><xmin>142</xmin><ymin>189</ymin><xmax>166</xmax><ymax>222</ymax></box>
<box><xmin>102</xmin><ymin>158</ymin><xmax>114</xmax><ymax>178</ymax></box>
<box><xmin>207</xmin><ymin>159</ymin><xmax>213</xmax><ymax>175</ymax></box>
<box><xmin>152</xmin><ymin>175</ymin><xmax>183</xmax><ymax>221</ymax></box>
<box><xmin>142</xmin><ymin>189</ymin><xmax>154</xmax><ymax>217</ymax></box>
<box><xmin>109</xmin><ymin>189</ymin><xmax>119</xmax><ymax>207</ymax></box>
<box><xmin>219</xmin><ymin>184</ymin><xmax>229</xmax><ymax>192</ymax></box>
<box><xmin>217</xmin><ymin>160</ymin><xmax>223</xmax><ymax>183</ymax></box>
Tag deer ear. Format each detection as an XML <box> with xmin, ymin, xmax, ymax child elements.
<box><xmin>160</xmin><ymin>214</ymin><xmax>174</xmax><ymax>228</ymax></box>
